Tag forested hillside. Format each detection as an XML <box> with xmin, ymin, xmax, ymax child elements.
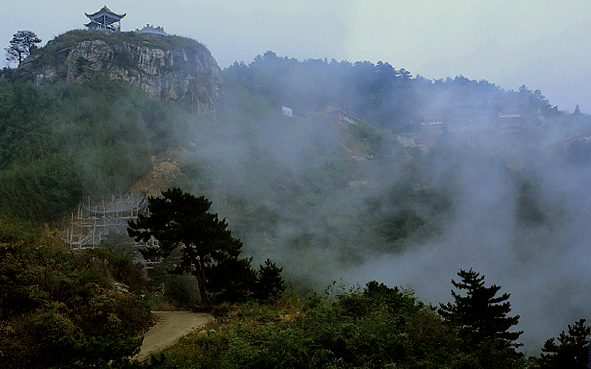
<box><xmin>0</xmin><ymin>78</ymin><xmax>191</xmax><ymax>223</ymax></box>
<box><xmin>2</xmin><ymin>36</ymin><xmax>591</xmax><ymax>367</ymax></box>
<box><xmin>222</xmin><ymin>50</ymin><xmax>568</xmax><ymax>132</ymax></box>
<box><xmin>1</xmin><ymin>47</ymin><xmax>587</xmax><ymax>227</ymax></box>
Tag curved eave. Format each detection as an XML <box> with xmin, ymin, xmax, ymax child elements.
<box><xmin>85</xmin><ymin>14</ymin><xmax>126</xmax><ymax>22</ymax></box>
<box><xmin>85</xmin><ymin>7</ymin><xmax>126</xmax><ymax>20</ymax></box>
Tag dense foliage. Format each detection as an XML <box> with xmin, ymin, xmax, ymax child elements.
<box><xmin>137</xmin><ymin>282</ymin><xmax>530</xmax><ymax>369</ymax></box>
<box><xmin>0</xmin><ymin>217</ymin><xmax>152</xmax><ymax>368</ymax></box>
<box><xmin>538</xmin><ymin>319</ymin><xmax>591</xmax><ymax>369</ymax></box>
<box><xmin>0</xmin><ymin>78</ymin><xmax>189</xmax><ymax>224</ymax></box>
<box><xmin>2</xmin><ymin>33</ymin><xmax>591</xmax><ymax>366</ymax></box>
<box><xmin>128</xmin><ymin>188</ymin><xmax>286</xmax><ymax>305</ymax></box>
<box><xmin>5</xmin><ymin>30</ymin><xmax>41</xmax><ymax>65</ymax></box>
<box><xmin>223</xmin><ymin>51</ymin><xmax>566</xmax><ymax>132</ymax></box>
<box><xmin>30</xmin><ymin>29</ymin><xmax>209</xmax><ymax>64</ymax></box>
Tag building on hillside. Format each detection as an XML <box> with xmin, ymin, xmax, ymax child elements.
<box><xmin>85</xmin><ymin>6</ymin><xmax>126</xmax><ymax>32</ymax></box>
<box><xmin>281</xmin><ymin>105</ymin><xmax>311</xmax><ymax>119</ymax></box>
<box><xmin>496</xmin><ymin>112</ymin><xmax>523</xmax><ymax>133</ymax></box>
<box><xmin>324</xmin><ymin>103</ymin><xmax>375</xmax><ymax>127</ymax></box>
<box><xmin>396</xmin><ymin>135</ymin><xmax>417</xmax><ymax>147</ymax></box>
<box><xmin>421</xmin><ymin>120</ymin><xmax>448</xmax><ymax>135</ymax></box>
<box><xmin>136</xmin><ymin>24</ymin><xmax>167</xmax><ymax>36</ymax></box>
<box><xmin>422</xmin><ymin>104</ymin><xmax>496</xmax><ymax>134</ymax></box>
<box><xmin>324</xmin><ymin>103</ymin><xmax>362</xmax><ymax>125</ymax></box>
<box><xmin>282</xmin><ymin>105</ymin><xmax>293</xmax><ymax>117</ymax></box>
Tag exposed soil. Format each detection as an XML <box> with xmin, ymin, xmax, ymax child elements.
<box><xmin>135</xmin><ymin>311</ymin><xmax>215</xmax><ymax>362</ymax></box>
<box><xmin>130</xmin><ymin>156</ymin><xmax>182</xmax><ymax>197</ymax></box>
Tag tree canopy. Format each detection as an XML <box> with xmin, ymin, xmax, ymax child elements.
<box><xmin>0</xmin><ymin>217</ymin><xmax>150</xmax><ymax>368</ymax></box>
<box><xmin>538</xmin><ymin>319</ymin><xmax>591</xmax><ymax>369</ymax></box>
<box><xmin>439</xmin><ymin>268</ymin><xmax>523</xmax><ymax>349</ymax></box>
<box><xmin>127</xmin><ymin>188</ymin><xmax>248</xmax><ymax>305</ymax></box>
<box><xmin>5</xmin><ymin>30</ymin><xmax>41</xmax><ymax>66</ymax></box>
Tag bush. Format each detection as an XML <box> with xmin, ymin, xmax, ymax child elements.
<box><xmin>0</xmin><ymin>218</ymin><xmax>152</xmax><ymax>368</ymax></box>
<box><xmin>147</xmin><ymin>281</ymin><xmax>525</xmax><ymax>368</ymax></box>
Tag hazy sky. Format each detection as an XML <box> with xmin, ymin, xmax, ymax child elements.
<box><xmin>3</xmin><ymin>0</ymin><xmax>591</xmax><ymax>112</ymax></box>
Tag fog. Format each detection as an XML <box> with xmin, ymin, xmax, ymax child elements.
<box><xmin>348</xmin><ymin>147</ymin><xmax>591</xmax><ymax>353</ymax></box>
<box><xmin>168</xmin><ymin>72</ymin><xmax>591</xmax><ymax>354</ymax></box>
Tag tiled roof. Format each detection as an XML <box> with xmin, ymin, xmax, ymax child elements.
<box><xmin>85</xmin><ymin>5</ymin><xmax>126</xmax><ymax>21</ymax></box>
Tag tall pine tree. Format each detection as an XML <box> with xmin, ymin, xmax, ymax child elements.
<box><xmin>439</xmin><ymin>268</ymin><xmax>523</xmax><ymax>348</ymax></box>
<box><xmin>127</xmin><ymin>188</ymin><xmax>251</xmax><ymax>305</ymax></box>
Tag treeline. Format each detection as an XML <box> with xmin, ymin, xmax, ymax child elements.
<box><xmin>2</xmin><ymin>48</ymin><xmax>591</xmax><ymax>368</ymax></box>
<box><xmin>118</xmin><ymin>273</ymin><xmax>588</xmax><ymax>369</ymax></box>
<box><xmin>0</xmin><ymin>51</ymin><xmax>588</xmax><ymax>229</ymax></box>
<box><xmin>223</xmin><ymin>51</ymin><xmax>575</xmax><ymax>131</ymax></box>
<box><xmin>0</xmin><ymin>187</ymin><xmax>288</xmax><ymax>368</ymax></box>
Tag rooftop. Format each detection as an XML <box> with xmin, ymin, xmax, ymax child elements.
<box><xmin>85</xmin><ymin>6</ymin><xmax>126</xmax><ymax>21</ymax></box>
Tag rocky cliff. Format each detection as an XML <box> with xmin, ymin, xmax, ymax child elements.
<box><xmin>19</xmin><ymin>30</ymin><xmax>222</xmax><ymax>116</ymax></box>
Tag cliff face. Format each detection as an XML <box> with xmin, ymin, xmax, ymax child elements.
<box><xmin>22</xmin><ymin>30</ymin><xmax>222</xmax><ymax>116</ymax></box>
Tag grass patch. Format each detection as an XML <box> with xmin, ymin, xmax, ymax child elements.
<box><xmin>143</xmin><ymin>290</ymin><xmax>304</xmax><ymax>367</ymax></box>
<box><xmin>40</xmin><ymin>29</ymin><xmax>208</xmax><ymax>54</ymax></box>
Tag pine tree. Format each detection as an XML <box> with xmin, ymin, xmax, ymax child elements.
<box><xmin>5</xmin><ymin>30</ymin><xmax>41</xmax><ymax>66</ymax></box>
<box><xmin>127</xmin><ymin>188</ymin><xmax>249</xmax><ymax>306</ymax></box>
<box><xmin>439</xmin><ymin>268</ymin><xmax>523</xmax><ymax>348</ymax></box>
<box><xmin>574</xmin><ymin>104</ymin><xmax>582</xmax><ymax>115</ymax></box>
<box><xmin>539</xmin><ymin>319</ymin><xmax>590</xmax><ymax>369</ymax></box>
<box><xmin>254</xmin><ymin>258</ymin><xmax>286</xmax><ymax>301</ymax></box>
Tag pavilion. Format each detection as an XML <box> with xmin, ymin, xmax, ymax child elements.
<box><xmin>85</xmin><ymin>6</ymin><xmax>126</xmax><ymax>32</ymax></box>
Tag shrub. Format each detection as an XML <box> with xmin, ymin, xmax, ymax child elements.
<box><xmin>0</xmin><ymin>218</ymin><xmax>152</xmax><ymax>367</ymax></box>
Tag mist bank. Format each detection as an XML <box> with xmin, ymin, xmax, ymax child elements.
<box><xmin>182</xmin><ymin>107</ymin><xmax>591</xmax><ymax>353</ymax></box>
<box><xmin>169</xmin><ymin>54</ymin><xmax>591</xmax><ymax>353</ymax></box>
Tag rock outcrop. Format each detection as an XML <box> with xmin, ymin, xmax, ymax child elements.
<box><xmin>20</xmin><ymin>30</ymin><xmax>222</xmax><ymax>116</ymax></box>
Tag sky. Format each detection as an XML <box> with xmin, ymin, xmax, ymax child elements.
<box><xmin>2</xmin><ymin>0</ymin><xmax>591</xmax><ymax>112</ymax></box>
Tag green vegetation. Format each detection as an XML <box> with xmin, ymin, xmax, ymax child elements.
<box><xmin>38</xmin><ymin>29</ymin><xmax>208</xmax><ymax>56</ymax></box>
<box><xmin>128</xmin><ymin>188</ymin><xmax>286</xmax><ymax>305</ymax></box>
<box><xmin>0</xmin><ymin>78</ymin><xmax>189</xmax><ymax>224</ymax></box>
<box><xmin>5</xmin><ymin>30</ymin><xmax>41</xmax><ymax>65</ymax></box>
<box><xmin>138</xmin><ymin>281</ymin><xmax>530</xmax><ymax>369</ymax></box>
<box><xmin>1</xmin><ymin>221</ymin><xmax>583</xmax><ymax>369</ymax></box>
<box><xmin>0</xmin><ymin>217</ymin><xmax>152</xmax><ymax>368</ymax></box>
<box><xmin>222</xmin><ymin>51</ymin><xmax>573</xmax><ymax>132</ymax></box>
<box><xmin>439</xmin><ymin>269</ymin><xmax>523</xmax><ymax>355</ymax></box>
<box><xmin>538</xmin><ymin>319</ymin><xmax>591</xmax><ymax>369</ymax></box>
<box><xmin>2</xmin><ymin>31</ymin><xmax>591</xmax><ymax>367</ymax></box>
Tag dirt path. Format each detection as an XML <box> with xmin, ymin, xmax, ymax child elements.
<box><xmin>135</xmin><ymin>311</ymin><xmax>215</xmax><ymax>362</ymax></box>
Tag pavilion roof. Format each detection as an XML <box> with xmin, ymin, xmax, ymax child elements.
<box><xmin>85</xmin><ymin>6</ymin><xmax>126</xmax><ymax>23</ymax></box>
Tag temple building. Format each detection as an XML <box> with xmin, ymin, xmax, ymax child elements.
<box><xmin>85</xmin><ymin>6</ymin><xmax>126</xmax><ymax>32</ymax></box>
<box><xmin>136</xmin><ymin>24</ymin><xmax>167</xmax><ymax>36</ymax></box>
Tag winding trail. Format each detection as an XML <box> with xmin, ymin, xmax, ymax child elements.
<box><xmin>135</xmin><ymin>311</ymin><xmax>215</xmax><ymax>362</ymax></box>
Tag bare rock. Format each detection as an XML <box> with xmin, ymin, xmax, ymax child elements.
<box><xmin>20</xmin><ymin>30</ymin><xmax>222</xmax><ymax>116</ymax></box>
